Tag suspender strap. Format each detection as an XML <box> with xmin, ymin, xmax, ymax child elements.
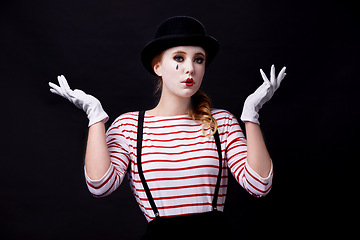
<box><xmin>136</xmin><ymin>110</ymin><xmax>223</xmax><ymax>217</ymax></box>
<box><xmin>137</xmin><ymin>111</ymin><xmax>160</xmax><ymax>217</ymax></box>
<box><xmin>212</xmin><ymin>130</ymin><xmax>222</xmax><ymax>211</ymax></box>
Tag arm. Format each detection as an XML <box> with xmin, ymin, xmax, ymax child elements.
<box><xmin>49</xmin><ymin>76</ymin><xmax>129</xmax><ymax>197</ymax></box>
<box><xmin>49</xmin><ymin>75</ymin><xmax>111</xmax><ymax>180</ymax></box>
<box><xmin>84</xmin><ymin>117</ymin><xmax>130</xmax><ymax>197</ymax></box>
<box><xmin>245</xmin><ymin>122</ymin><xmax>271</xmax><ymax>178</ymax></box>
<box><xmin>49</xmin><ymin>76</ymin><xmax>126</xmax><ymax>197</ymax></box>
<box><xmin>241</xmin><ymin>65</ymin><xmax>286</xmax><ymax>177</ymax></box>
<box><xmin>85</xmin><ymin>121</ymin><xmax>111</xmax><ymax>180</ymax></box>
<box><xmin>225</xmin><ymin>114</ymin><xmax>272</xmax><ymax>197</ymax></box>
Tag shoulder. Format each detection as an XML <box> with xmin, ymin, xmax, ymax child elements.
<box><xmin>110</xmin><ymin>111</ymin><xmax>139</xmax><ymax>127</ymax></box>
<box><xmin>211</xmin><ymin>108</ymin><xmax>238</xmax><ymax>122</ymax></box>
<box><xmin>211</xmin><ymin>109</ymin><xmax>242</xmax><ymax>135</ymax></box>
<box><xmin>106</xmin><ymin>111</ymin><xmax>140</xmax><ymax>135</ymax></box>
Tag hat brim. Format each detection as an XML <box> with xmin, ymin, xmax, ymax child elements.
<box><xmin>141</xmin><ymin>34</ymin><xmax>219</xmax><ymax>75</ymax></box>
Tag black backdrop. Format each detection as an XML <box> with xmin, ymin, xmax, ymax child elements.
<box><xmin>1</xmin><ymin>0</ymin><xmax>358</xmax><ymax>239</ymax></box>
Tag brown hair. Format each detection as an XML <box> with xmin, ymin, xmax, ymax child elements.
<box><xmin>151</xmin><ymin>52</ymin><xmax>217</xmax><ymax>137</ymax></box>
<box><xmin>189</xmin><ymin>90</ymin><xmax>218</xmax><ymax>137</ymax></box>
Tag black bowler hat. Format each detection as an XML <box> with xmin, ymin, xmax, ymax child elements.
<box><xmin>141</xmin><ymin>16</ymin><xmax>219</xmax><ymax>75</ymax></box>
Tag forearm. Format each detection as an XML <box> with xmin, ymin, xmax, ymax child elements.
<box><xmin>245</xmin><ymin>122</ymin><xmax>272</xmax><ymax>178</ymax></box>
<box><xmin>85</xmin><ymin>121</ymin><xmax>111</xmax><ymax>180</ymax></box>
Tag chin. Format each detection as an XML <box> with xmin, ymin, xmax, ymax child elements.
<box><xmin>181</xmin><ymin>89</ymin><xmax>198</xmax><ymax>98</ymax></box>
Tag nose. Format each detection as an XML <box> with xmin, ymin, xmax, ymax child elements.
<box><xmin>185</xmin><ymin>61</ymin><xmax>194</xmax><ymax>75</ymax></box>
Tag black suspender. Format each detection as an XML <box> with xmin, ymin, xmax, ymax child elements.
<box><xmin>136</xmin><ymin>111</ymin><xmax>223</xmax><ymax>218</ymax></box>
<box><xmin>137</xmin><ymin>111</ymin><xmax>160</xmax><ymax>217</ymax></box>
<box><xmin>212</xmin><ymin>130</ymin><xmax>222</xmax><ymax>211</ymax></box>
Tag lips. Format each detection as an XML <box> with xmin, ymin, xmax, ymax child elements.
<box><xmin>183</xmin><ymin>78</ymin><xmax>194</xmax><ymax>87</ymax></box>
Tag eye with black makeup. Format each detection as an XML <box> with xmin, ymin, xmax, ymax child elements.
<box><xmin>194</xmin><ymin>57</ymin><xmax>205</xmax><ymax>64</ymax></box>
<box><xmin>173</xmin><ymin>55</ymin><xmax>205</xmax><ymax>64</ymax></box>
<box><xmin>173</xmin><ymin>54</ymin><xmax>205</xmax><ymax>64</ymax></box>
<box><xmin>173</xmin><ymin>55</ymin><xmax>184</xmax><ymax>62</ymax></box>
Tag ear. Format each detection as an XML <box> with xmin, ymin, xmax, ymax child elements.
<box><xmin>153</xmin><ymin>62</ymin><xmax>162</xmax><ymax>77</ymax></box>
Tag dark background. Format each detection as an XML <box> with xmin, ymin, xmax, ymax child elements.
<box><xmin>1</xmin><ymin>0</ymin><xmax>358</xmax><ymax>239</ymax></box>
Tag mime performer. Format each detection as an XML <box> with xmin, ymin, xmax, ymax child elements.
<box><xmin>49</xmin><ymin>16</ymin><xmax>286</xmax><ymax>240</ymax></box>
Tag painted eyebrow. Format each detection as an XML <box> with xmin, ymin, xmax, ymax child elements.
<box><xmin>172</xmin><ymin>51</ymin><xmax>206</xmax><ymax>57</ymax></box>
<box><xmin>194</xmin><ymin>52</ymin><xmax>206</xmax><ymax>58</ymax></box>
<box><xmin>172</xmin><ymin>51</ymin><xmax>187</xmax><ymax>55</ymax></box>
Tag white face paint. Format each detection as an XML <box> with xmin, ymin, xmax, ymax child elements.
<box><xmin>154</xmin><ymin>46</ymin><xmax>206</xmax><ymax>98</ymax></box>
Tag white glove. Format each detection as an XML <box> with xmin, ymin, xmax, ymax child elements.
<box><xmin>49</xmin><ymin>75</ymin><xmax>109</xmax><ymax>127</ymax></box>
<box><xmin>241</xmin><ymin>65</ymin><xmax>287</xmax><ymax>125</ymax></box>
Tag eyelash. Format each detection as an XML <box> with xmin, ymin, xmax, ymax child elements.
<box><xmin>173</xmin><ymin>55</ymin><xmax>184</xmax><ymax>62</ymax></box>
<box><xmin>173</xmin><ymin>55</ymin><xmax>205</xmax><ymax>64</ymax></box>
<box><xmin>195</xmin><ymin>57</ymin><xmax>205</xmax><ymax>64</ymax></box>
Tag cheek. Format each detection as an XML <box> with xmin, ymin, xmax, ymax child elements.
<box><xmin>195</xmin><ymin>65</ymin><xmax>205</xmax><ymax>79</ymax></box>
<box><xmin>161</xmin><ymin>63</ymin><xmax>178</xmax><ymax>77</ymax></box>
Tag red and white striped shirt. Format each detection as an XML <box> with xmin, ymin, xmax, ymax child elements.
<box><xmin>85</xmin><ymin>109</ymin><xmax>273</xmax><ymax>222</ymax></box>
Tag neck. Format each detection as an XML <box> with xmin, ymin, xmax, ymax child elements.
<box><xmin>149</xmin><ymin>90</ymin><xmax>192</xmax><ymax>116</ymax></box>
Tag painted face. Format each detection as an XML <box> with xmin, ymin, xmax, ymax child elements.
<box><xmin>154</xmin><ymin>46</ymin><xmax>206</xmax><ymax>98</ymax></box>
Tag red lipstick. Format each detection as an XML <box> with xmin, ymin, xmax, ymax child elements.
<box><xmin>184</xmin><ymin>78</ymin><xmax>194</xmax><ymax>86</ymax></box>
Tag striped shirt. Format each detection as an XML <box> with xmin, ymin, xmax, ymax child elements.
<box><xmin>85</xmin><ymin>109</ymin><xmax>273</xmax><ymax>222</ymax></box>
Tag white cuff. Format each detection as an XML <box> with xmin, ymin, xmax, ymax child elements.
<box><xmin>84</xmin><ymin>164</ymin><xmax>113</xmax><ymax>187</ymax></box>
<box><xmin>245</xmin><ymin>160</ymin><xmax>273</xmax><ymax>182</ymax></box>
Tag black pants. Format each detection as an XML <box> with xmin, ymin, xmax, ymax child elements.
<box><xmin>141</xmin><ymin>211</ymin><xmax>234</xmax><ymax>240</ymax></box>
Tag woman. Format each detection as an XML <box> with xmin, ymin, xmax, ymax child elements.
<box><xmin>49</xmin><ymin>16</ymin><xmax>286</xmax><ymax>239</ymax></box>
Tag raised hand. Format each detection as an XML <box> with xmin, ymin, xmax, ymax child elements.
<box><xmin>241</xmin><ymin>65</ymin><xmax>287</xmax><ymax>125</ymax></box>
<box><xmin>49</xmin><ymin>75</ymin><xmax>109</xmax><ymax>126</ymax></box>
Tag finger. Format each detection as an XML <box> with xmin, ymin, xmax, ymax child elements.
<box><xmin>57</xmin><ymin>76</ymin><xmax>65</xmax><ymax>90</ymax></box>
<box><xmin>49</xmin><ymin>82</ymin><xmax>63</xmax><ymax>95</ymax></box>
<box><xmin>48</xmin><ymin>81</ymin><xmax>58</xmax><ymax>88</ymax></box>
<box><xmin>277</xmin><ymin>66</ymin><xmax>287</xmax><ymax>86</ymax></box>
<box><xmin>50</xmin><ymin>88</ymin><xmax>62</xmax><ymax>96</ymax></box>
<box><xmin>260</xmin><ymin>69</ymin><xmax>270</xmax><ymax>85</ymax></box>
<box><xmin>278</xmin><ymin>66</ymin><xmax>287</xmax><ymax>79</ymax></box>
<box><xmin>58</xmin><ymin>75</ymin><xmax>69</xmax><ymax>91</ymax></box>
<box><xmin>58</xmin><ymin>76</ymin><xmax>74</xmax><ymax>99</ymax></box>
<box><xmin>60</xmin><ymin>75</ymin><xmax>71</xmax><ymax>90</ymax></box>
<box><xmin>57</xmin><ymin>75</ymin><xmax>71</xmax><ymax>93</ymax></box>
<box><xmin>270</xmin><ymin>64</ymin><xmax>276</xmax><ymax>86</ymax></box>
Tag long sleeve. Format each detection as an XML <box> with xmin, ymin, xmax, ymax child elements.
<box><xmin>84</xmin><ymin>117</ymin><xmax>131</xmax><ymax>197</ymax></box>
<box><xmin>83</xmin><ymin>110</ymin><xmax>273</xmax><ymax>221</ymax></box>
<box><xmin>225</xmin><ymin>114</ymin><xmax>273</xmax><ymax>197</ymax></box>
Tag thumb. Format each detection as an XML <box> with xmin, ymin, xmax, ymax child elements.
<box><xmin>70</xmin><ymin>89</ymin><xmax>87</xmax><ymax>99</ymax></box>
